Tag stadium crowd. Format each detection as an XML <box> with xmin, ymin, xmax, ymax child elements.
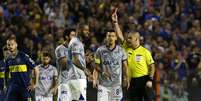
<box><xmin>0</xmin><ymin>0</ymin><xmax>200</xmax><ymax>101</ymax></box>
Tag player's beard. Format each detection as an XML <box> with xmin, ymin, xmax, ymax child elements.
<box><xmin>9</xmin><ymin>48</ymin><xmax>15</xmax><ymax>53</ymax></box>
<box><xmin>107</xmin><ymin>39</ymin><xmax>114</xmax><ymax>46</ymax></box>
<box><xmin>43</xmin><ymin>62</ymin><xmax>49</xmax><ymax>66</ymax></box>
<box><xmin>10</xmin><ymin>48</ymin><xmax>18</xmax><ymax>56</ymax></box>
<box><xmin>108</xmin><ymin>42</ymin><xmax>112</xmax><ymax>46</ymax></box>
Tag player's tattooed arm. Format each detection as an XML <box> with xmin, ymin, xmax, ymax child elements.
<box><xmin>72</xmin><ymin>54</ymin><xmax>92</xmax><ymax>76</ymax></box>
<box><xmin>122</xmin><ymin>60</ymin><xmax>130</xmax><ymax>89</ymax></box>
<box><xmin>33</xmin><ymin>66</ymin><xmax>39</xmax><ymax>86</ymax></box>
<box><xmin>50</xmin><ymin>75</ymin><xmax>58</xmax><ymax>95</ymax></box>
<box><xmin>93</xmin><ymin>64</ymin><xmax>100</xmax><ymax>88</ymax></box>
<box><xmin>146</xmin><ymin>64</ymin><xmax>155</xmax><ymax>88</ymax></box>
<box><xmin>148</xmin><ymin>64</ymin><xmax>155</xmax><ymax>80</ymax></box>
<box><xmin>28</xmin><ymin>66</ymin><xmax>39</xmax><ymax>91</ymax></box>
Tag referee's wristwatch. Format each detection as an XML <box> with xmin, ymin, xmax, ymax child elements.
<box><xmin>148</xmin><ymin>77</ymin><xmax>153</xmax><ymax>82</ymax></box>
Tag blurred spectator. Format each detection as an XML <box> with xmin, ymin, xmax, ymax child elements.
<box><xmin>172</xmin><ymin>83</ymin><xmax>188</xmax><ymax>101</ymax></box>
<box><xmin>170</xmin><ymin>51</ymin><xmax>188</xmax><ymax>80</ymax></box>
<box><xmin>160</xmin><ymin>80</ymin><xmax>173</xmax><ymax>101</ymax></box>
<box><xmin>0</xmin><ymin>0</ymin><xmax>200</xmax><ymax>101</ymax></box>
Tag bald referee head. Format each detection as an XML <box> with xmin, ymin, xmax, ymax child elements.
<box><xmin>127</xmin><ymin>32</ymin><xmax>141</xmax><ymax>49</ymax></box>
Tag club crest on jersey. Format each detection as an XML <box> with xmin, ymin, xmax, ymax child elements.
<box><xmin>0</xmin><ymin>67</ymin><xmax>4</xmax><ymax>70</ymax></box>
<box><xmin>16</xmin><ymin>58</ymin><xmax>21</xmax><ymax>63</ymax></box>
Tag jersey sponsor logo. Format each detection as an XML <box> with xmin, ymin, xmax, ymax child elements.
<box><xmin>9</xmin><ymin>65</ymin><xmax>27</xmax><ymax>72</ymax></box>
<box><xmin>103</xmin><ymin>60</ymin><xmax>119</xmax><ymax>65</ymax></box>
<box><xmin>0</xmin><ymin>72</ymin><xmax>5</xmax><ymax>78</ymax></box>
<box><xmin>39</xmin><ymin>76</ymin><xmax>53</xmax><ymax>80</ymax></box>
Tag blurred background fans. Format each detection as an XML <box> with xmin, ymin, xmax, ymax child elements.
<box><xmin>0</xmin><ymin>0</ymin><xmax>200</xmax><ymax>101</ymax></box>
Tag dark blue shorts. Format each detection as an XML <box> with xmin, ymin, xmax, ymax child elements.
<box><xmin>6</xmin><ymin>85</ymin><xmax>32</xmax><ymax>101</ymax></box>
<box><xmin>0</xmin><ymin>90</ymin><xmax>6</xmax><ymax>101</ymax></box>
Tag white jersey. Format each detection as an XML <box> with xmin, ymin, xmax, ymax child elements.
<box><xmin>95</xmin><ymin>45</ymin><xmax>127</xmax><ymax>87</ymax></box>
<box><xmin>68</xmin><ymin>37</ymin><xmax>86</xmax><ymax>79</ymax></box>
<box><xmin>55</xmin><ymin>45</ymin><xmax>78</xmax><ymax>83</ymax></box>
<box><xmin>35</xmin><ymin>64</ymin><xmax>58</xmax><ymax>97</ymax></box>
<box><xmin>56</xmin><ymin>42</ymin><xmax>87</xmax><ymax>101</ymax></box>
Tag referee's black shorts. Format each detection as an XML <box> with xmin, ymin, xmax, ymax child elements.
<box><xmin>128</xmin><ymin>75</ymin><xmax>154</xmax><ymax>101</ymax></box>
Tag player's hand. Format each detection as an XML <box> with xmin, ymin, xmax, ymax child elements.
<box><xmin>87</xmin><ymin>74</ymin><xmax>93</xmax><ymax>82</ymax></box>
<box><xmin>93</xmin><ymin>79</ymin><xmax>97</xmax><ymax>88</ymax></box>
<box><xmin>3</xmin><ymin>86</ymin><xmax>7</xmax><ymax>93</ymax></box>
<box><xmin>84</xmin><ymin>68</ymin><xmax>94</xmax><ymax>82</ymax></box>
<box><xmin>146</xmin><ymin>81</ymin><xmax>152</xmax><ymax>88</ymax></box>
<box><xmin>84</xmin><ymin>68</ymin><xmax>92</xmax><ymax>76</ymax></box>
<box><xmin>50</xmin><ymin>87</ymin><xmax>58</xmax><ymax>95</ymax></box>
<box><xmin>112</xmin><ymin>8</ymin><xmax>118</xmax><ymax>23</ymax></box>
<box><xmin>27</xmin><ymin>84</ymin><xmax>36</xmax><ymax>91</ymax></box>
<box><xmin>123</xmin><ymin>78</ymin><xmax>130</xmax><ymax>89</ymax></box>
<box><xmin>102</xmin><ymin>71</ymin><xmax>111</xmax><ymax>80</ymax></box>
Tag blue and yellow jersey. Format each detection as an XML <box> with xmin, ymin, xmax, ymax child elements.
<box><xmin>6</xmin><ymin>51</ymin><xmax>36</xmax><ymax>88</ymax></box>
<box><xmin>0</xmin><ymin>60</ymin><xmax>6</xmax><ymax>90</ymax></box>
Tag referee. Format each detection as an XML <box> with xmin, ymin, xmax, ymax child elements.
<box><xmin>112</xmin><ymin>8</ymin><xmax>155</xmax><ymax>101</ymax></box>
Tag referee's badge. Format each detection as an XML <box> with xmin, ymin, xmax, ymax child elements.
<box><xmin>135</xmin><ymin>55</ymin><xmax>142</xmax><ymax>62</ymax></box>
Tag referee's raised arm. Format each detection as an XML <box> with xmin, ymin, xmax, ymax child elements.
<box><xmin>112</xmin><ymin>8</ymin><xmax>124</xmax><ymax>42</ymax></box>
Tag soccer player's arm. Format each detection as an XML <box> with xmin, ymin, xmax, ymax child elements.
<box><xmin>51</xmin><ymin>67</ymin><xmax>58</xmax><ymax>95</ymax></box>
<box><xmin>145</xmin><ymin>50</ymin><xmax>155</xmax><ymax>80</ymax></box>
<box><xmin>26</xmin><ymin>55</ymin><xmax>39</xmax><ymax>90</ymax></box>
<box><xmin>112</xmin><ymin>8</ymin><xmax>124</xmax><ymax>42</ymax></box>
<box><xmin>53</xmin><ymin>67</ymin><xmax>58</xmax><ymax>87</ymax></box>
<box><xmin>122</xmin><ymin>48</ymin><xmax>130</xmax><ymax>89</ymax></box>
<box><xmin>71</xmin><ymin>44</ymin><xmax>91</xmax><ymax>76</ymax></box>
<box><xmin>4</xmin><ymin>61</ymin><xmax>9</xmax><ymax>92</ymax></box>
<box><xmin>93</xmin><ymin>48</ymin><xmax>101</xmax><ymax>88</ymax></box>
<box><xmin>33</xmin><ymin>66</ymin><xmax>39</xmax><ymax>88</ymax></box>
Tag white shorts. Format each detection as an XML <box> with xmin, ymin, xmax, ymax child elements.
<box><xmin>35</xmin><ymin>95</ymin><xmax>53</xmax><ymax>101</ymax></box>
<box><xmin>58</xmin><ymin>79</ymin><xmax>87</xmax><ymax>101</ymax></box>
<box><xmin>97</xmin><ymin>85</ymin><xmax>123</xmax><ymax>101</ymax></box>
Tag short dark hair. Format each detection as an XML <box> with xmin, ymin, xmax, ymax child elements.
<box><xmin>63</xmin><ymin>28</ymin><xmax>76</xmax><ymax>38</ymax></box>
<box><xmin>7</xmin><ymin>35</ymin><xmax>17</xmax><ymax>42</ymax></box>
<box><xmin>43</xmin><ymin>51</ymin><xmax>52</xmax><ymax>58</ymax></box>
<box><xmin>105</xmin><ymin>29</ymin><xmax>115</xmax><ymax>33</ymax></box>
